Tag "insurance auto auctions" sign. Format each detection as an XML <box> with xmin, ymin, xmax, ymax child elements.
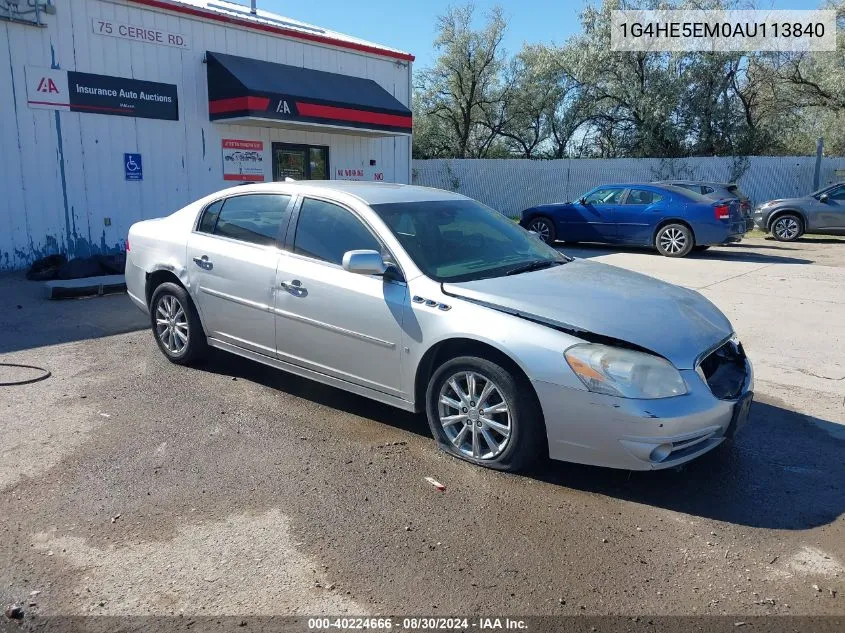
<box><xmin>26</xmin><ymin>67</ymin><xmax>179</xmax><ymax>121</ymax></box>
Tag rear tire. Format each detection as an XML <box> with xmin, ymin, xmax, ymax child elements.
<box><xmin>771</xmin><ymin>214</ymin><xmax>803</xmax><ymax>242</ymax></box>
<box><xmin>425</xmin><ymin>356</ymin><xmax>546</xmax><ymax>473</ymax></box>
<box><xmin>655</xmin><ymin>223</ymin><xmax>694</xmax><ymax>257</ymax></box>
<box><xmin>149</xmin><ymin>282</ymin><xmax>208</xmax><ymax>365</ymax></box>
<box><xmin>527</xmin><ymin>217</ymin><xmax>556</xmax><ymax>244</ymax></box>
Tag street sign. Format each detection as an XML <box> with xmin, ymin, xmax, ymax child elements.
<box><xmin>124</xmin><ymin>153</ymin><xmax>143</xmax><ymax>181</ymax></box>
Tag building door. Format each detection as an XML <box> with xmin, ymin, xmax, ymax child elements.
<box><xmin>272</xmin><ymin>143</ymin><xmax>329</xmax><ymax>181</ymax></box>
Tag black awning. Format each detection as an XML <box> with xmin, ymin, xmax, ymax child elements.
<box><xmin>206</xmin><ymin>51</ymin><xmax>411</xmax><ymax>135</ymax></box>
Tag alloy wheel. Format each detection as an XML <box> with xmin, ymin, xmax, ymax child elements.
<box><xmin>155</xmin><ymin>294</ymin><xmax>189</xmax><ymax>355</ymax></box>
<box><xmin>528</xmin><ymin>219</ymin><xmax>551</xmax><ymax>242</ymax></box>
<box><xmin>659</xmin><ymin>227</ymin><xmax>687</xmax><ymax>254</ymax></box>
<box><xmin>438</xmin><ymin>371</ymin><xmax>512</xmax><ymax>459</ymax></box>
<box><xmin>774</xmin><ymin>217</ymin><xmax>800</xmax><ymax>240</ymax></box>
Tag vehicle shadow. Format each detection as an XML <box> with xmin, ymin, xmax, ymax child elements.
<box><xmin>762</xmin><ymin>235</ymin><xmax>845</xmax><ymax>244</ymax></box>
<box><xmin>560</xmin><ymin>243</ymin><xmax>813</xmax><ymax>265</ymax></box>
<box><xmin>202</xmin><ymin>350</ymin><xmax>843</xmax><ymax>531</ymax></box>
<box><xmin>531</xmin><ymin>397</ymin><xmax>845</xmax><ymax>531</ymax></box>
<box><xmin>200</xmin><ymin>348</ymin><xmax>430</xmax><ymax>440</ymax></box>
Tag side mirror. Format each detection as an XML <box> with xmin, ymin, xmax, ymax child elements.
<box><xmin>342</xmin><ymin>250</ymin><xmax>387</xmax><ymax>275</ymax></box>
<box><xmin>819</xmin><ymin>194</ymin><xmax>829</xmax><ymax>203</ymax></box>
<box><xmin>578</xmin><ymin>197</ymin><xmax>587</xmax><ymax>205</ymax></box>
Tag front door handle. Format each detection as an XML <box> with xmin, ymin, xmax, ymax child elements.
<box><xmin>193</xmin><ymin>255</ymin><xmax>213</xmax><ymax>270</ymax></box>
<box><xmin>280</xmin><ymin>279</ymin><xmax>305</xmax><ymax>292</ymax></box>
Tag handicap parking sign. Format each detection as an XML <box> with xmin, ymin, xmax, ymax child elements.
<box><xmin>124</xmin><ymin>153</ymin><xmax>143</xmax><ymax>181</ymax></box>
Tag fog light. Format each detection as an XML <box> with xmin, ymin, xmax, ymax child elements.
<box><xmin>649</xmin><ymin>443</ymin><xmax>672</xmax><ymax>463</ymax></box>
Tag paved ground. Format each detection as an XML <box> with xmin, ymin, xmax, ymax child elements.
<box><xmin>1</xmin><ymin>236</ymin><xmax>843</xmax><ymax>622</ymax></box>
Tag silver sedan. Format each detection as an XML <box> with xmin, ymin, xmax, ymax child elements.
<box><xmin>126</xmin><ymin>182</ymin><xmax>753</xmax><ymax>472</ymax></box>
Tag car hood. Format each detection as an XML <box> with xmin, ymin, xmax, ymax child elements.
<box><xmin>443</xmin><ymin>259</ymin><xmax>733</xmax><ymax>369</ymax></box>
<box><xmin>764</xmin><ymin>197</ymin><xmax>806</xmax><ymax>208</ymax></box>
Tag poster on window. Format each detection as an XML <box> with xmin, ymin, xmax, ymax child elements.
<box><xmin>222</xmin><ymin>139</ymin><xmax>265</xmax><ymax>181</ymax></box>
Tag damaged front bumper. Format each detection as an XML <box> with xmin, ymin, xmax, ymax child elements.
<box><xmin>534</xmin><ymin>361</ymin><xmax>753</xmax><ymax>470</ymax></box>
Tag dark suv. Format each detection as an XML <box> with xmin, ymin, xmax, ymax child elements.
<box><xmin>656</xmin><ymin>181</ymin><xmax>753</xmax><ymax>231</ymax></box>
<box><xmin>753</xmin><ymin>183</ymin><xmax>845</xmax><ymax>241</ymax></box>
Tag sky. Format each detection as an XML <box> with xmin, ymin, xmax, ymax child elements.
<box><xmin>258</xmin><ymin>0</ymin><xmax>825</xmax><ymax>69</ymax></box>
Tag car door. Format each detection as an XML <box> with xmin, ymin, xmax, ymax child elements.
<box><xmin>187</xmin><ymin>193</ymin><xmax>293</xmax><ymax>357</ymax></box>
<box><xmin>615</xmin><ymin>188</ymin><xmax>666</xmax><ymax>245</ymax></box>
<box><xmin>571</xmin><ymin>187</ymin><xmax>624</xmax><ymax>242</ymax></box>
<box><xmin>813</xmin><ymin>185</ymin><xmax>845</xmax><ymax>232</ymax></box>
<box><xmin>274</xmin><ymin>196</ymin><xmax>406</xmax><ymax>397</ymax></box>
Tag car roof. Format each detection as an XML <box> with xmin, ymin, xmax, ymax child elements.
<box><xmin>594</xmin><ymin>183</ymin><xmax>675</xmax><ymax>189</ymax></box>
<box><xmin>217</xmin><ymin>181</ymin><xmax>468</xmax><ymax>205</ymax></box>
<box><xmin>655</xmin><ymin>180</ymin><xmax>735</xmax><ymax>187</ymax></box>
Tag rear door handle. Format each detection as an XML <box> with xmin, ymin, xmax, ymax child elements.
<box><xmin>193</xmin><ymin>255</ymin><xmax>213</xmax><ymax>270</ymax></box>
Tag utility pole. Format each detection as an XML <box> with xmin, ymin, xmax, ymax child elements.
<box><xmin>813</xmin><ymin>137</ymin><xmax>823</xmax><ymax>191</ymax></box>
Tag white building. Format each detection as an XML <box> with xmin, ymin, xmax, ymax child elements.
<box><xmin>0</xmin><ymin>0</ymin><xmax>413</xmax><ymax>270</ymax></box>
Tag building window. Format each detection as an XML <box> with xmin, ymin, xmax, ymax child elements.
<box><xmin>272</xmin><ymin>143</ymin><xmax>329</xmax><ymax>181</ymax></box>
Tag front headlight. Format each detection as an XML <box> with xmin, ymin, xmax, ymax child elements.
<box><xmin>564</xmin><ymin>343</ymin><xmax>687</xmax><ymax>399</ymax></box>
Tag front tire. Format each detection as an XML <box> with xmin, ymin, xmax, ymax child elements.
<box><xmin>527</xmin><ymin>217</ymin><xmax>556</xmax><ymax>244</ymax></box>
<box><xmin>771</xmin><ymin>214</ymin><xmax>803</xmax><ymax>242</ymax></box>
<box><xmin>425</xmin><ymin>356</ymin><xmax>545</xmax><ymax>472</ymax></box>
<box><xmin>149</xmin><ymin>282</ymin><xmax>208</xmax><ymax>365</ymax></box>
<box><xmin>655</xmin><ymin>223</ymin><xmax>694</xmax><ymax>257</ymax></box>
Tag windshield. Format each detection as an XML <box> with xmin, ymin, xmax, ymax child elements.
<box><xmin>371</xmin><ymin>199</ymin><xmax>568</xmax><ymax>283</ymax></box>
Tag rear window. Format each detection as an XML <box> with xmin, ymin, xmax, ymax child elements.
<box><xmin>664</xmin><ymin>185</ymin><xmax>710</xmax><ymax>202</ymax></box>
<box><xmin>213</xmin><ymin>194</ymin><xmax>291</xmax><ymax>246</ymax></box>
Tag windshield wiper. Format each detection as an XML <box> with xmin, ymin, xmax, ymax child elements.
<box><xmin>505</xmin><ymin>260</ymin><xmax>564</xmax><ymax>276</ymax></box>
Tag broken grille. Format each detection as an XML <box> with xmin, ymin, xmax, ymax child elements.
<box><xmin>697</xmin><ymin>339</ymin><xmax>748</xmax><ymax>400</ymax></box>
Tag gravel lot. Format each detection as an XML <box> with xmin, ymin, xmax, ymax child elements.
<box><xmin>1</xmin><ymin>235</ymin><xmax>843</xmax><ymax>623</ymax></box>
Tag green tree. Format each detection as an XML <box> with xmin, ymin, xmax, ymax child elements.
<box><xmin>413</xmin><ymin>4</ymin><xmax>508</xmax><ymax>158</ymax></box>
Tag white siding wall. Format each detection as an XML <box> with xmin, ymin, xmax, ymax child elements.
<box><xmin>0</xmin><ymin>0</ymin><xmax>412</xmax><ymax>269</ymax></box>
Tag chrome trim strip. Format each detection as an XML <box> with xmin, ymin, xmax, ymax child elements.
<box><xmin>273</xmin><ymin>307</ymin><xmax>396</xmax><ymax>349</ymax></box>
<box><xmin>207</xmin><ymin>338</ymin><xmax>416</xmax><ymax>412</ymax></box>
<box><xmin>200</xmin><ymin>286</ymin><xmax>272</xmax><ymax>312</ymax></box>
<box><xmin>213</xmin><ymin>331</ymin><xmax>277</xmax><ymax>356</ymax></box>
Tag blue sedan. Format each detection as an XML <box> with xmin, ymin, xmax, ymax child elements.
<box><xmin>520</xmin><ymin>183</ymin><xmax>747</xmax><ymax>257</ymax></box>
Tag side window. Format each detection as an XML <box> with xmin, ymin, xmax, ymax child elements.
<box><xmin>294</xmin><ymin>198</ymin><xmax>382</xmax><ymax>266</ymax></box>
<box><xmin>213</xmin><ymin>194</ymin><xmax>290</xmax><ymax>246</ymax></box>
<box><xmin>827</xmin><ymin>185</ymin><xmax>845</xmax><ymax>201</ymax></box>
<box><xmin>584</xmin><ymin>188</ymin><xmax>624</xmax><ymax>204</ymax></box>
<box><xmin>626</xmin><ymin>189</ymin><xmax>662</xmax><ymax>205</ymax></box>
<box><xmin>198</xmin><ymin>199</ymin><xmax>224</xmax><ymax>233</ymax></box>
<box><xmin>701</xmin><ymin>185</ymin><xmax>715</xmax><ymax>194</ymax></box>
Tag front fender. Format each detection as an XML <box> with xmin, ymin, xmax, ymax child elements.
<box><xmin>404</xmin><ymin>281</ymin><xmax>589</xmax><ymax>407</ymax></box>
<box><xmin>766</xmin><ymin>207</ymin><xmax>806</xmax><ymax>230</ymax></box>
